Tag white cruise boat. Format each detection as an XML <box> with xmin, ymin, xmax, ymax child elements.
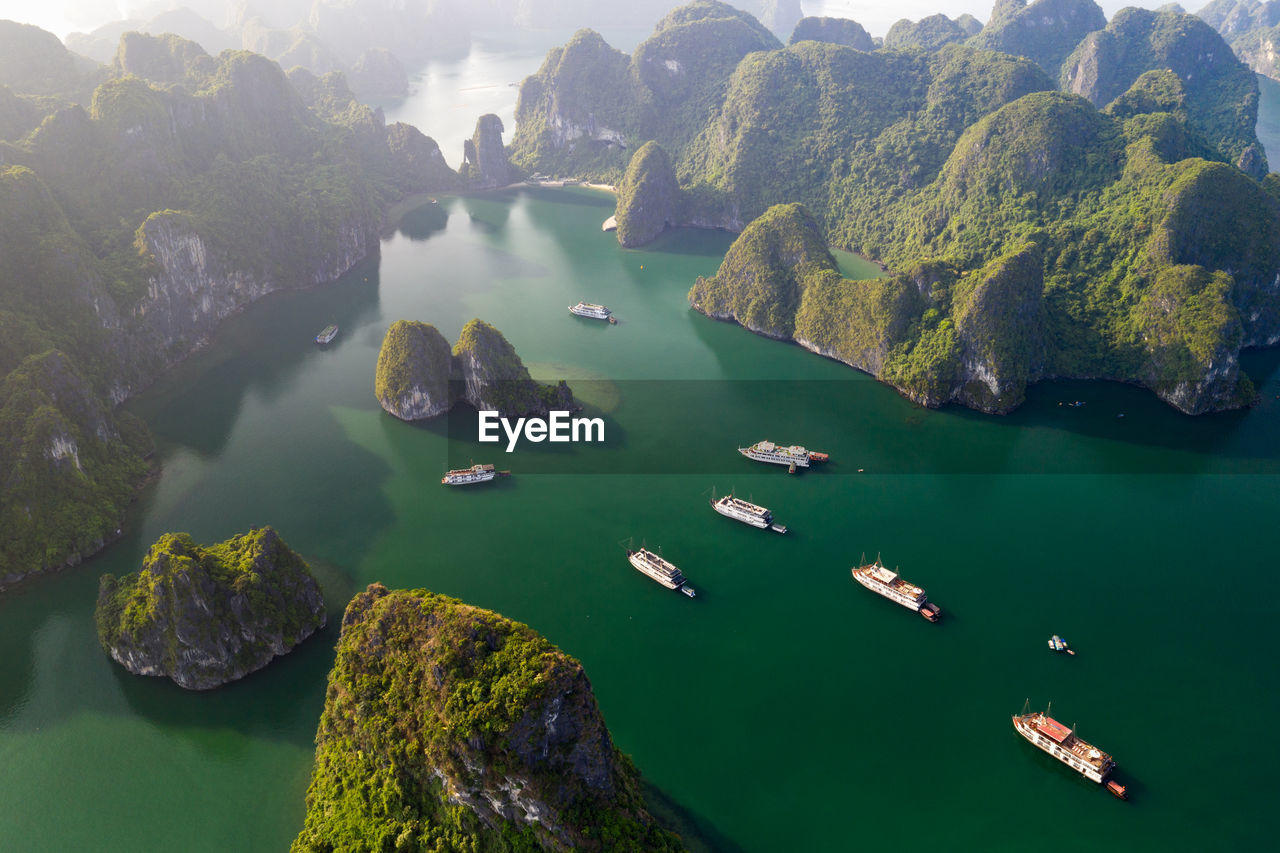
<box><xmin>1012</xmin><ymin>704</ymin><xmax>1116</xmax><ymax>783</ymax></box>
<box><xmin>441</xmin><ymin>463</ymin><xmax>498</xmax><ymax>485</ymax></box>
<box><xmin>851</xmin><ymin>557</ymin><xmax>931</xmax><ymax>613</ymax></box>
<box><xmin>569</xmin><ymin>301</ymin><xmax>613</xmax><ymax>321</ymax></box>
<box><xmin>738</xmin><ymin>440</ymin><xmax>828</xmax><ymax>469</ymax></box>
<box><xmin>627</xmin><ymin>547</ymin><xmax>695</xmax><ymax>596</ymax></box>
<box><xmin>711</xmin><ymin>494</ymin><xmax>772</xmax><ymax>529</ymax></box>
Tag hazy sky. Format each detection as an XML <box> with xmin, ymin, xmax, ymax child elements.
<box><xmin>0</xmin><ymin>0</ymin><xmax>1208</xmax><ymax>41</ymax></box>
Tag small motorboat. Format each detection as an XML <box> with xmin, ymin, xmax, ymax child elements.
<box><xmin>681</xmin><ymin>585</ymin><xmax>697</xmax><ymax>598</ymax></box>
<box><xmin>1106</xmin><ymin>780</ymin><xmax>1128</xmax><ymax>800</ymax></box>
<box><xmin>920</xmin><ymin>602</ymin><xmax>941</xmax><ymax>623</ymax></box>
<box><xmin>1048</xmin><ymin>635</ymin><xmax>1075</xmax><ymax>654</ymax></box>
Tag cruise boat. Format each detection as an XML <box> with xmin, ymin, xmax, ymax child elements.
<box><xmin>627</xmin><ymin>547</ymin><xmax>696</xmax><ymax>597</ymax></box>
<box><xmin>440</xmin><ymin>463</ymin><xmax>507</xmax><ymax>485</ymax></box>
<box><xmin>851</xmin><ymin>557</ymin><xmax>938</xmax><ymax>618</ymax></box>
<box><xmin>315</xmin><ymin>324</ymin><xmax>339</xmax><ymax>344</ymax></box>
<box><xmin>710</xmin><ymin>493</ymin><xmax>780</xmax><ymax>531</ymax></box>
<box><xmin>738</xmin><ymin>440</ymin><xmax>828</xmax><ymax>471</ymax></box>
<box><xmin>1048</xmin><ymin>635</ymin><xmax>1075</xmax><ymax>655</ymax></box>
<box><xmin>569</xmin><ymin>301</ymin><xmax>615</xmax><ymax>323</ymax></box>
<box><xmin>1012</xmin><ymin>703</ymin><xmax>1116</xmax><ymax>784</ymax></box>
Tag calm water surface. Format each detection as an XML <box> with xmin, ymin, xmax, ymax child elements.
<box><xmin>3</xmin><ymin>32</ymin><xmax>1280</xmax><ymax>853</ymax></box>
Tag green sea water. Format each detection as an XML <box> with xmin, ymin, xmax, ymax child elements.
<box><xmin>2</xmin><ymin>185</ymin><xmax>1279</xmax><ymax>852</ymax></box>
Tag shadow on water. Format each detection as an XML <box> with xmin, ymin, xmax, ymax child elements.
<box><xmin>130</xmin><ymin>258</ymin><xmax>383</xmax><ymax>457</ymax></box>
<box><xmin>395</xmin><ymin>202</ymin><xmax>449</xmax><ymax>241</ymax></box>
<box><xmin>642</xmin><ymin>781</ymin><xmax>745</xmax><ymax>853</ymax></box>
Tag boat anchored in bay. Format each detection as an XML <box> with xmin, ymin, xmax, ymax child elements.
<box><xmin>711</xmin><ymin>492</ymin><xmax>787</xmax><ymax>533</ymax></box>
<box><xmin>569</xmin><ymin>301</ymin><xmax>617</xmax><ymax>324</ymax></box>
<box><xmin>627</xmin><ymin>546</ymin><xmax>696</xmax><ymax>598</ymax></box>
<box><xmin>738</xmin><ymin>440</ymin><xmax>828</xmax><ymax>473</ymax></box>
<box><xmin>440</xmin><ymin>463</ymin><xmax>510</xmax><ymax>486</ymax></box>
<box><xmin>1013</xmin><ymin>701</ymin><xmax>1118</xmax><ymax>785</ymax></box>
<box><xmin>315</xmin><ymin>324</ymin><xmax>339</xmax><ymax>344</ymax></box>
<box><xmin>851</xmin><ymin>556</ymin><xmax>941</xmax><ymax>621</ymax></box>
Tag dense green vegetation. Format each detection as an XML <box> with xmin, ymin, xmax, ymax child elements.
<box><xmin>375</xmin><ymin>320</ymin><xmax>454</xmax><ymax>418</ymax></box>
<box><xmin>883</xmin><ymin>14</ymin><xmax>970</xmax><ymax>51</ymax></box>
<box><xmin>293</xmin><ymin>584</ymin><xmax>684</xmax><ymax>852</ymax></box>
<box><xmin>0</xmin><ymin>30</ymin><xmax>459</xmax><ymax>584</ymax></box>
<box><xmin>615</xmin><ymin>141</ymin><xmax>681</xmax><ymax>247</ymax></box>
<box><xmin>788</xmin><ymin>16</ymin><xmax>873</xmax><ymax>50</ymax></box>
<box><xmin>454</xmin><ymin>319</ymin><xmax>576</xmax><ymax>416</ymax></box>
<box><xmin>521</xmin><ymin>1</ymin><xmax>1275</xmax><ymax>412</ymax></box>
<box><xmin>95</xmin><ymin>527</ymin><xmax>326</xmax><ymax>689</ymax></box>
<box><xmin>971</xmin><ymin>0</ymin><xmax>1105</xmax><ymax>76</ymax></box>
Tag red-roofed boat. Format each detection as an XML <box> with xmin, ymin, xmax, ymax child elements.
<box><xmin>1013</xmin><ymin>701</ymin><xmax>1116</xmax><ymax>783</ymax></box>
<box><xmin>1106</xmin><ymin>780</ymin><xmax>1128</xmax><ymax>800</ymax></box>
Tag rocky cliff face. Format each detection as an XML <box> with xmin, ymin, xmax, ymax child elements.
<box><xmin>453</xmin><ymin>319</ymin><xmax>576</xmax><ymax>416</ymax></box>
<box><xmin>95</xmin><ymin>527</ymin><xmax>326</xmax><ymax>690</ymax></box>
<box><xmin>375</xmin><ymin>320</ymin><xmax>454</xmax><ymax>421</ymax></box>
<box><xmin>375</xmin><ymin>318</ymin><xmax>575</xmax><ymax>421</ymax></box>
<box><xmin>692</xmin><ymin>203</ymin><xmax>1259</xmax><ymax>415</ymax></box>
<box><xmin>292</xmin><ymin>584</ymin><xmax>682</xmax><ymax>852</ymax></box>
<box><xmin>134</xmin><ymin>208</ymin><xmax>377</xmax><ymax>368</ymax></box>
<box><xmin>460</xmin><ymin>114</ymin><xmax>514</xmax><ymax>188</ymax></box>
<box><xmin>969</xmin><ymin>0</ymin><xmax>1106</xmax><ymax>76</ymax></box>
<box><xmin>1061</xmin><ymin>7</ymin><xmax>1265</xmax><ymax>172</ymax></box>
<box><xmin>615</xmin><ymin>141</ymin><xmax>681</xmax><ymax>247</ymax></box>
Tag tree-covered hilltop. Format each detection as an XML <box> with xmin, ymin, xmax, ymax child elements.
<box><xmin>511</xmin><ymin>1</ymin><xmax>780</xmax><ymax>179</ymax></box>
<box><xmin>376</xmin><ymin>321</ymin><xmax>455</xmax><ymax>421</ymax></box>
<box><xmin>520</xmin><ymin>1</ymin><xmax>1277</xmax><ymax>413</ymax></box>
<box><xmin>95</xmin><ymin>527</ymin><xmax>326</xmax><ymax>689</ymax></box>
<box><xmin>788</xmin><ymin>16</ymin><xmax>874</xmax><ymax>50</ymax></box>
<box><xmin>375</xmin><ymin>319</ymin><xmax>576</xmax><ymax>420</ymax></box>
<box><xmin>970</xmin><ymin>0</ymin><xmax>1106</xmax><ymax>76</ymax></box>
<box><xmin>453</xmin><ymin>319</ymin><xmax>577</xmax><ymax>417</ymax></box>
<box><xmin>293</xmin><ymin>584</ymin><xmax>684</xmax><ymax>852</ymax></box>
<box><xmin>0</xmin><ymin>29</ymin><xmax>460</xmax><ymax>585</ymax></box>
<box><xmin>615</xmin><ymin>141</ymin><xmax>682</xmax><ymax>247</ymax></box>
<box><xmin>1062</xmin><ymin>6</ymin><xmax>1266</xmax><ymax>174</ymax></box>
<box><xmin>884</xmin><ymin>14</ymin><xmax>972</xmax><ymax>51</ymax></box>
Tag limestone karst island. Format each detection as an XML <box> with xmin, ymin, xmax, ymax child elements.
<box><xmin>3</xmin><ymin>1</ymin><xmax>1280</xmax><ymax>851</ymax></box>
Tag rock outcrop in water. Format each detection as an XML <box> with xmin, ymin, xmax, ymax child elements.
<box><xmin>453</xmin><ymin>319</ymin><xmax>576</xmax><ymax>416</ymax></box>
<box><xmin>615</xmin><ymin>141</ymin><xmax>681</xmax><ymax>247</ymax></box>
<box><xmin>460</xmin><ymin>114</ymin><xmax>514</xmax><ymax>188</ymax></box>
<box><xmin>375</xmin><ymin>321</ymin><xmax>454</xmax><ymax>421</ymax></box>
<box><xmin>95</xmin><ymin>527</ymin><xmax>326</xmax><ymax>690</ymax></box>
<box><xmin>292</xmin><ymin>584</ymin><xmax>683</xmax><ymax>852</ymax></box>
<box><xmin>375</xmin><ymin>319</ymin><xmax>575</xmax><ymax>421</ymax></box>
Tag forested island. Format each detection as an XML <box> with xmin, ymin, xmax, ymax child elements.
<box><xmin>375</xmin><ymin>318</ymin><xmax>575</xmax><ymax>421</ymax></box>
<box><xmin>515</xmin><ymin>0</ymin><xmax>1280</xmax><ymax>414</ymax></box>
<box><xmin>95</xmin><ymin>527</ymin><xmax>325</xmax><ymax>689</ymax></box>
<box><xmin>293</xmin><ymin>584</ymin><xmax>683</xmax><ymax>851</ymax></box>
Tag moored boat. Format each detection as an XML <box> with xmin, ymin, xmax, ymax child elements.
<box><xmin>315</xmin><ymin>324</ymin><xmax>339</xmax><ymax>344</ymax></box>
<box><xmin>441</xmin><ymin>463</ymin><xmax>508</xmax><ymax>485</ymax></box>
<box><xmin>627</xmin><ymin>547</ymin><xmax>695</xmax><ymax>597</ymax></box>
<box><xmin>1049</xmin><ymin>635</ymin><xmax>1075</xmax><ymax>654</ymax></box>
<box><xmin>851</xmin><ymin>556</ymin><xmax>936</xmax><ymax>617</ymax></box>
<box><xmin>1106</xmin><ymin>780</ymin><xmax>1128</xmax><ymax>800</ymax></box>
<box><xmin>738</xmin><ymin>440</ymin><xmax>828</xmax><ymax>470</ymax></box>
<box><xmin>1012</xmin><ymin>702</ymin><xmax>1116</xmax><ymax>784</ymax></box>
<box><xmin>569</xmin><ymin>301</ymin><xmax>613</xmax><ymax>321</ymax></box>
<box><xmin>711</xmin><ymin>493</ymin><xmax>774</xmax><ymax>529</ymax></box>
<box><xmin>920</xmin><ymin>602</ymin><xmax>941</xmax><ymax>622</ymax></box>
